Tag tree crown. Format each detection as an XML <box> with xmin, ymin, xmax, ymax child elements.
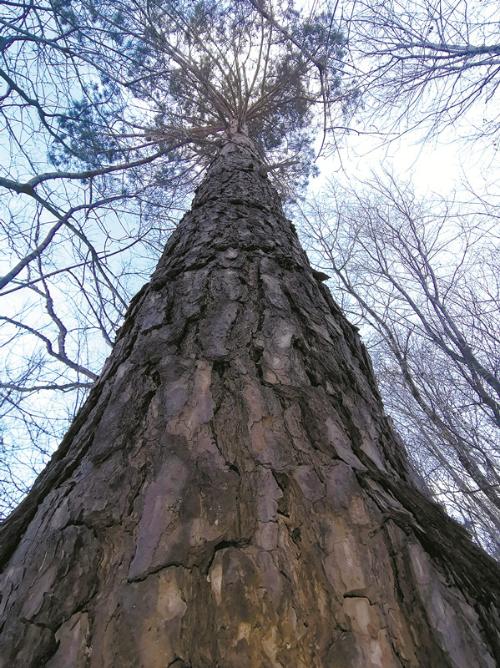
<box><xmin>49</xmin><ymin>0</ymin><xmax>350</xmax><ymax>192</ymax></box>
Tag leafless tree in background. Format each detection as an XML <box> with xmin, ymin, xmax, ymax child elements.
<box><xmin>346</xmin><ymin>0</ymin><xmax>500</xmax><ymax>140</ymax></box>
<box><xmin>298</xmin><ymin>175</ymin><xmax>500</xmax><ymax>554</ymax></box>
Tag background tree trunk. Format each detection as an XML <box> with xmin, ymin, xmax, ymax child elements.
<box><xmin>0</xmin><ymin>139</ymin><xmax>499</xmax><ymax>667</ymax></box>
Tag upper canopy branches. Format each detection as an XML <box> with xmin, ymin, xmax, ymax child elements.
<box><xmin>49</xmin><ymin>0</ymin><xmax>351</xmax><ymax>191</ymax></box>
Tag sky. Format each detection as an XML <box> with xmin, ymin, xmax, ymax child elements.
<box><xmin>311</xmin><ymin>116</ymin><xmax>499</xmax><ymax>202</ymax></box>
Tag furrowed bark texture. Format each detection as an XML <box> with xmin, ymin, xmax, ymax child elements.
<box><xmin>0</xmin><ymin>139</ymin><xmax>499</xmax><ymax>667</ymax></box>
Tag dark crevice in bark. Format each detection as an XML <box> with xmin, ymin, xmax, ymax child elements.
<box><xmin>167</xmin><ymin>658</ymin><xmax>191</xmax><ymax>668</ymax></box>
<box><xmin>127</xmin><ymin>561</ymin><xmax>192</xmax><ymax>584</ymax></box>
<box><xmin>203</xmin><ymin>538</ymin><xmax>252</xmax><ymax>576</ymax></box>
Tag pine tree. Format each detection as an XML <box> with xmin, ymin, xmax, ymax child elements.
<box><xmin>0</xmin><ymin>2</ymin><xmax>499</xmax><ymax>666</ymax></box>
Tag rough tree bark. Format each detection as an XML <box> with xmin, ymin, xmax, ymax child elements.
<box><xmin>0</xmin><ymin>137</ymin><xmax>499</xmax><ymax>667</ymax></box>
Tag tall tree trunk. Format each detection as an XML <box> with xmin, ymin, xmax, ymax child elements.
<box><xmin>0</xmin><ymin>138</ymin><xmax>499</xmax><ymax>667</ymax></box>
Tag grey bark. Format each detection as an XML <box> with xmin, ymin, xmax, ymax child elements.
<box><xmin>0</xmin><ymin>138</ymin><xmax>499</xmax><ymax>667</ymax></box>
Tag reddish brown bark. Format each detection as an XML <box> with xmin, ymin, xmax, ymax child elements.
<box><xmin>0</xmin><ymin>138</ymin><xmax>499</xmax><ymax>667</ymax></box>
